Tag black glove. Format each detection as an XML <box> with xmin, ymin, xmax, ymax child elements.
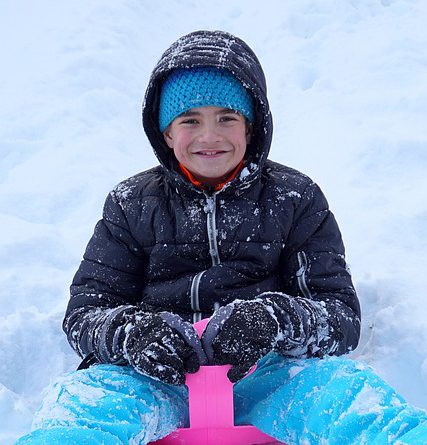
<box><xmin>92</xmin><ymin>306</ymin><xmax>207</xmax><ymax>385</ymax></box>
<box><xmin>123</xmin><ymin>312</ymin><xmax>208</xmax><ymax>385</ymax></box>
<box><xmin>201</xmin><ymin>294</ymin><xmax>313</xmax><ymax>382</ymax></box>
<box><xmin>202</xmin><ymin>300</ymin><xmax>279</xmax><ymax>382</ymax></box>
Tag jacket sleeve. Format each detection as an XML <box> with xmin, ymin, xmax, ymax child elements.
<box><xmin>63</xmin><ymin>189</ymin><xmax>149</xmax><ymax>360</ymax></box>
<box><xmin>277</xmin><ymin>181</ymin><xmax>361</xmax><ymax>357</ymax></box>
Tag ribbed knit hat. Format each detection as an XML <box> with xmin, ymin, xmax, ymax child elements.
<box><xmin>159</xmin><ymin>67</ymin><xmax>254</xmax><ymax>132</ymax></box>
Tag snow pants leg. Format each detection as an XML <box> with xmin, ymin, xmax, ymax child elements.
<box><xmin>234</xmin><ymin>354</ymin><xmax>427</xmax><ymax>444</ymax></box>
<box><xmin>14</xmin><ymin>364</ymin><xmax>187</xmax><ymax>445</ymax></box>
<box><xmin>15</xmin><ymin>357</ymin><xmax>427</xmax><ymax>445</ymax></box>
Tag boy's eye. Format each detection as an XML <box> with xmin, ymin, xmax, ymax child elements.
<box><xmin>220</xmin><ymin>115</ymin><xmax>238</xmax><ymax>122</ymax></box>
<box><xmin>180</xmin><ymin>118</ymin><xmax>198</xmax><ymax>125</ymax></box>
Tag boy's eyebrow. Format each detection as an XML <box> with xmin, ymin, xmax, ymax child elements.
<box><xmin>180</xmin><ymin>110</ymin><xmax>200</xmax><ymax>117</ymax></box>
<box><xmin>218</xmin><ymin>108</ymin><xmax>240</xmax><ymax>114</ymax></box>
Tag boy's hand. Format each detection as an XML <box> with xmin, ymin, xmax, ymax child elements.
<box><xmin>124</xmin><ymin>312</ymin><xmax>207</xmax><ymax>385</ymax></box>
<box><xmin>201</xmin><ymin>300</ymin><xmax>280</xmax><ymax>382</ymax></box>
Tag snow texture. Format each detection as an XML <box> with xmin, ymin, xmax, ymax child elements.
<box><xmin>1</xmin><ymin>0</ymin><xmax>427</xmax><ymax>443</ymax></box>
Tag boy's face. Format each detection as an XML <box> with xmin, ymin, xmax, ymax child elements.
<box><xmin>163</xmin><ymin>106</ymin><xmax>251</xmax><ymax>186</ymax></box>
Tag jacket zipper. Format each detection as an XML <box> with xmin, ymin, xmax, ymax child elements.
<box><xmin>204</xmin><ymin>192</ymin><xmax>221</xmax><ymax>266</ymax></box>
<box><xmin>296</xmin><ymin>251</ymin><xmax>312</xmax><ymax>298</ymax></box>
<box><xmin>190</xmin><ymin>192</ymin><xmax>221</xmax><ymax>323</ymax></box>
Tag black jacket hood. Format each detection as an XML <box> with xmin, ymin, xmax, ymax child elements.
<box><xmin>142</xmin><ymin>30</ymin><xmax>273</xmax><ymax>193</ymax></box>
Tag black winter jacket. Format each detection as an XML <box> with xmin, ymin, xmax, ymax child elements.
<box><xmin>64</xmin><ymin>30</ymin><xmax>360</xmax><ymax>362</ymax></box>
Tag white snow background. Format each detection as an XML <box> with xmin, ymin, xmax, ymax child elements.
<box><xmin>1</xmin><ymin>0</ymin><xmax>426</xmax><ymax>442</ymax></box>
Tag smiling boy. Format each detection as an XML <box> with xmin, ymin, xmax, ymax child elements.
<box><xmin>16</xmin><ymin>30</ymin><xmax>427</xmax><ymax>445</ymax></box>
<box><xmin>163</xmin><ymin>106</ymin><xmax>251</xmax><ymax>189</ymax></box>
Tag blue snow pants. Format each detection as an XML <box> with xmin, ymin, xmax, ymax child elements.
<box><xmin>15</xmin><ymin>355</ymin><xmax>427</xmax><ymax>445</ymax></box>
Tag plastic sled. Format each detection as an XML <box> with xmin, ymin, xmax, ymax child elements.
<box><xmin>150</xmin><ymin>319</ymin><xmax>285</xmax><ymax>445</ymax></box>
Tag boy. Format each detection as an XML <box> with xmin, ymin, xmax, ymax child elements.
<box><xmin>16</xmin><ymin>30</ymin><xmax>427</xmax><ymax>444</ymax></box>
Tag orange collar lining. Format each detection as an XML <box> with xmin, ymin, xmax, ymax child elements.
<box><xmin>179</xmin><ymin>160</ymin><xmax>244</xmax><ymax>191</ymax></box>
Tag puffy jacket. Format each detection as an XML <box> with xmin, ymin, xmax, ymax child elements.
<box><xmin>64</xmin><ymin>30</ymin><xmax>360</xmax><ymax>362</ymax></box>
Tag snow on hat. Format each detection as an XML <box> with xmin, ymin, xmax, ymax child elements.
<box><xmin>159</xmin><ymin>67</ymin><xmax>254</xmax><ymax>132</ymax></box>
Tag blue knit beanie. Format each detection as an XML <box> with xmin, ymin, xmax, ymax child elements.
<box><xmin>159</xmin><ymin>67</ymin><xmax>254</xmax><ymax>132</ymax></box>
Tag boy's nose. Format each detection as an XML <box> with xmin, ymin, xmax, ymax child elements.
<box><xmin>197</xmin><ymin>124</ymin><xmax>223</xmax><ymax>144</ymax></box>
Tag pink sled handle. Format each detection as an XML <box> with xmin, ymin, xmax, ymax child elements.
<box><xmin>187</xmin><ymin>319</ymin><xmax>235</xmax><ymax>428</ymax></box>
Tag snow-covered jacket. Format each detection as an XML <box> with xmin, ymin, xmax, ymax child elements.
<box><xmin>64</xmin><ymin>30</ymin><xmax>360</xmax><ymax>362</ymax></box>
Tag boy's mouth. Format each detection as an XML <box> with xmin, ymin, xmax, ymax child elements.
<box><xmin>195</xmin><ymin>150</ymin><xmax>227</xmax><ymax>156</ymax></box>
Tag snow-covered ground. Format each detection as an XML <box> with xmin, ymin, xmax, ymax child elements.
<box><xmin>1</xmin><ymin>0</ymin><xmax>426</xmax><ymax>442</ymax></box>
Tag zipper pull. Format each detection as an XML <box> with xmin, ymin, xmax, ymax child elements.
<box><xmin>203</xmin><ymin>193</ymin><xmax>216</xmax><ymax>214</ymax></box>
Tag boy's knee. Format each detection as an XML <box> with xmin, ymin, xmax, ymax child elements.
<box><xmin>32</xmin><ymin>365</ymin><xmax>147</xmax><ymax>428</ymax></box>
<box><xmin>45</xmin><ymin>365</ymin><xmax>123</xmax><ymax>399</ymax></box>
